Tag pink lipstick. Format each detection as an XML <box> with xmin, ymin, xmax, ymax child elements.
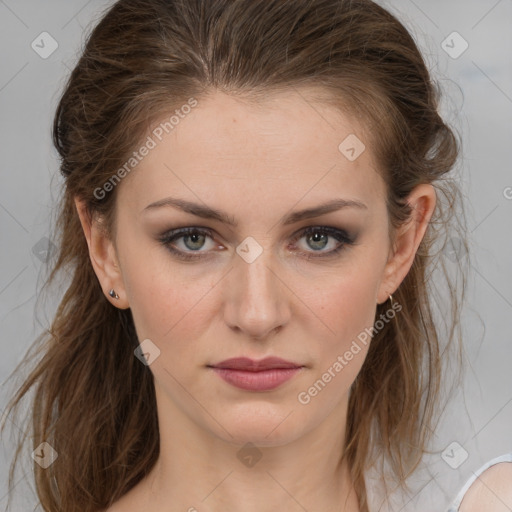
<box><xmin>208</xmin><ymin>357</ymin><xmax>303</xmax><ymax>391</ymax></box>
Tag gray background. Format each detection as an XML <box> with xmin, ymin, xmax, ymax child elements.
<box><xmin>0</xmin><ymin>1</ymin><xmax>511</xmax><ymax>510</ymax></box>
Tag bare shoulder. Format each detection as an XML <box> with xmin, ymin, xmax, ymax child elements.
<box><xmin>459</xmin><ymin>462</ymin><xmax>512</xmax><ymax>512</ymax></box>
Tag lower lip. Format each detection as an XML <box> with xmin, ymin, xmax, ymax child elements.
<box><xmin>211</xmin><ymin>367</ymin><xmax>302</xmax><ymax>391</ymax></box>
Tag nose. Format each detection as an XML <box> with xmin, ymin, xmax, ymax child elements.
<box><xmin>223</xmin><ymin>247</ymin><xmax>291</xmax><ymax>340</ymax></box>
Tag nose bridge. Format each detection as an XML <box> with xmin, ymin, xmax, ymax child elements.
<box><xmin>241</xmin><ymin>252</ymin><xmax>278</xmax><ymax>303</ymax></box>
<box><xmin>224</xmin><ymin>239</ymin><xmax>289</xmax><ymax>337</ymax></box>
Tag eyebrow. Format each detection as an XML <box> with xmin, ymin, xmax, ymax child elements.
<box><xmin>143</xmin><ymin>196</ymin><xmax>368</xmax><ymax>226</ymax></box>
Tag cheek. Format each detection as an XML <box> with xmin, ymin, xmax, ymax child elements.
<box><xmin>126</xmin><ymin>272</ymin><xmax>218</xmax><ymax>356</ymax></box>
<box><xmin>118</xmin><ymin>233</ymin><xmax>216</xmax><ymax>346</ymax></box>
<box><xmin>297</xmin><ymin>252</ymin><xmax>385</xmax><ymax>380</ymax></box>
<box><xmin>300</xmin><ymin>265</ymin><xmax>381</xmax><ymax>344</ymax></box>
<box><xmin>293</xmin><ymin>272</ymin><xmax>380</xmax><ymax>412</ymax></box>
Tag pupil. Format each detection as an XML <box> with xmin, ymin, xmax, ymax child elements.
<box><xmin>309</xmin><ymin>232</ymin><xmax>327</xmax><ymax>250</ymax></box>
<box><xmin>186</xmin><ymin>233</ymin><xmax>204</xmax><ymax>250</ymax></box>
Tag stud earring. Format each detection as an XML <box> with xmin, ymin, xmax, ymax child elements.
<box><xmin>109</xmin><ymin>289</ymin><xmax>119</xmax><ymax>300</ymax></box>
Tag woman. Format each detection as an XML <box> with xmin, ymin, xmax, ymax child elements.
<box><xmin>2</xmin><ymin>0</ymin><xmax>509</xmax><ymax>511</ymax></box>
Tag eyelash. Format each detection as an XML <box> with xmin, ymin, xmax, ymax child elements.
<box><xmin>158</xmin><ymin>226</ymin><xmax>356</xmax><ymax>262</ymax></box>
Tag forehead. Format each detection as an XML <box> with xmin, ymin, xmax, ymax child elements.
<box><xmin>118</xmin><ymin>89</ymin><xmax>386</xmax><ymax>216</ymax></box>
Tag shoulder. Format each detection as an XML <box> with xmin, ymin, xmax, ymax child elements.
<box><xmin>458</xmin><ymin>461</ymin><xmax>512</xmax><ymax>512</ymax></box>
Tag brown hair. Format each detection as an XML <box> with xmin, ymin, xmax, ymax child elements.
<box><xmin>1</xmin><ymin>1</ymin><xmax>469</xmax><ymax>511</ymax></box>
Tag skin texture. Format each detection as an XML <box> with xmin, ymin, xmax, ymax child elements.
<box><xmin>459</xmin><ymin>463</ymin><xmax>512</xmax><ymax>512</ymax></box>
<box><xmin>75</xmin><ymin>89</ymin><xmax>436</xmax><ymax>512</ymax></box>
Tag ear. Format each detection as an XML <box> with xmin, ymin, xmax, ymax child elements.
<box><xmin>376</xmin><ymin>184</ymin><xmax>436</xmax><ymax>305</ymax></box>
<box><xmin>74</xmin><ymin>197</ymin><xmax>130</xmax><ymax>309</ymax></box>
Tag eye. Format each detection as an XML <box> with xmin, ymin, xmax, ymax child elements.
<box><xmin>159</xmin><ymin>227</ymin><xmax>219</xmax><ymax>261</ymax></box>
<box><xmin>289</xmin><ymin>226</ymin><xmax>356</xmax><ymax>258</ymax></box>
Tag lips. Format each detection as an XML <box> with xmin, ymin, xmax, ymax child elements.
<box><xmin>209</xmin><ymin>357</ymin><xmax>303</xmax><ymax>371</ymax></box>
<box><xmin>208</xmin><ymin>357</ymin><xmax>304</xmax><ymax>391</ymax></box>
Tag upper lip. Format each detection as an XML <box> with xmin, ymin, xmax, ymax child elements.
<box><xmin>209</xmin><ymin>357</ymin><xmax>303</xmax><ymax>371</ymax></box>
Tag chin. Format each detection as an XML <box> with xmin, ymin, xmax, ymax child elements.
<box><xmin>211</xmin><ymin>405</ymin><xmax>308</xmax><ymax>447</ymax></box>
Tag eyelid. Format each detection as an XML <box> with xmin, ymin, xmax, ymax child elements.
<box><xmin>289</xmin><ymin>225</ymin><xmax>354</xmax><ymax>243</ymax></box>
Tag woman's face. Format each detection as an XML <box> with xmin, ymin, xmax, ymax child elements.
<box><xmin>89</xmin><ymin>89</ymin><xmax>423</xmax><ymax>447</ymax></box>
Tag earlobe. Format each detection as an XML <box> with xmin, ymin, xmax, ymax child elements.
<box><xmin>376</xmin><ymin>184</ymin><xmax>437</xmax><ymax>305</ymax></box>
<box><xmin>74</xmin><ymin>197</ymin><xmax>130</xmax><ymax>309</ymax></box>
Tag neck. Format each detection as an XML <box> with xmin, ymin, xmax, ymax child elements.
<box><xmin>140</xmin><ymin>384</ymin><xmax>360</xmax><ymax>512</ymax></box>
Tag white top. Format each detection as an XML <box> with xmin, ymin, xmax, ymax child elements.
<box><xmin>446</xmin><ymin>453</ymin><xmax>512</xmax><ymax>511</ymax></box>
